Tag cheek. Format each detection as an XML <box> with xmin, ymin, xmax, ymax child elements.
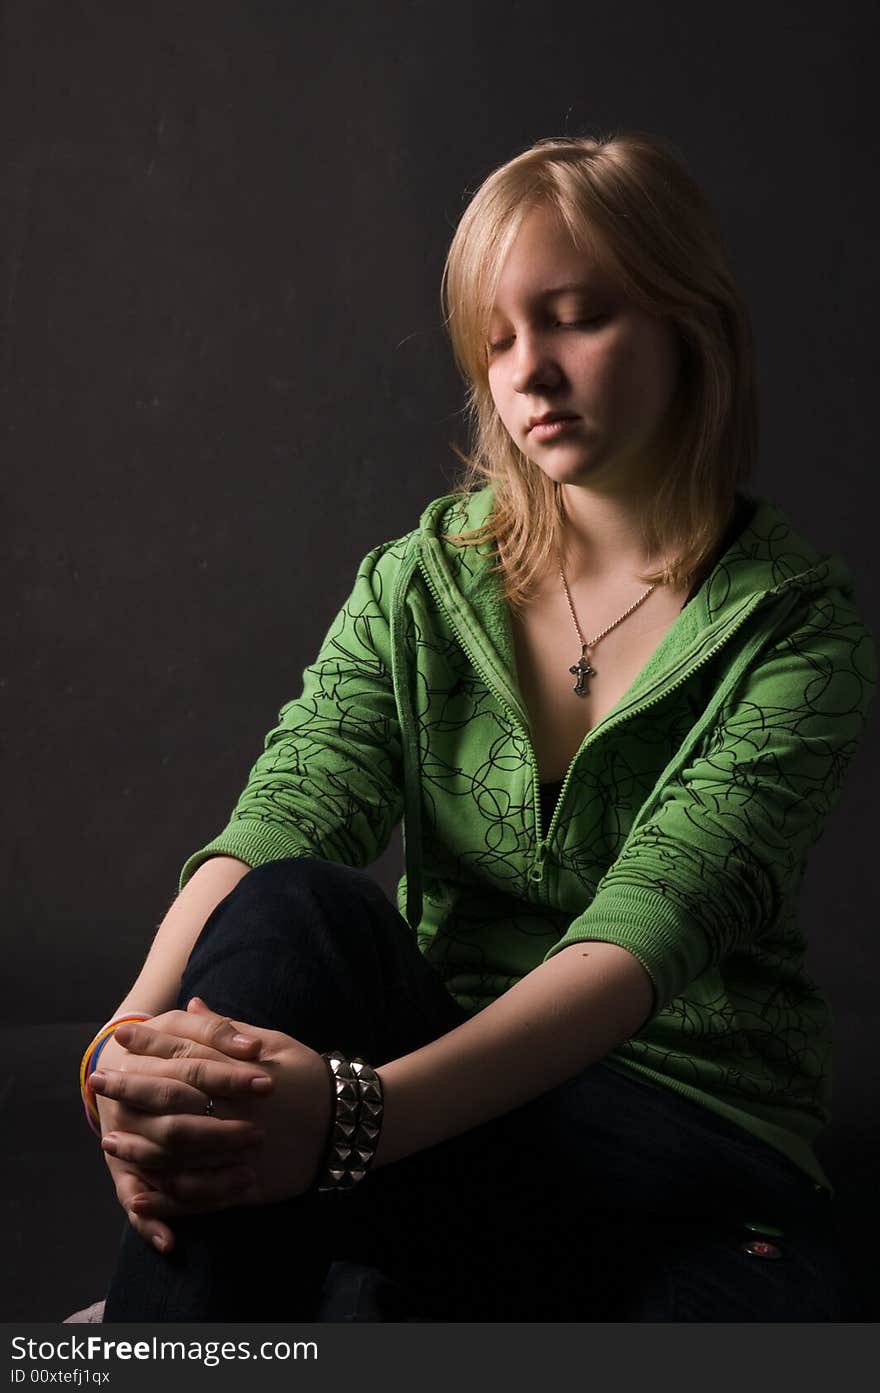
<box><xmin>487</xmin><ymin>371</ymin><xmax>515</xmax><ymax>425</ymax></box>
<box><xmin>577</xmin><ymin>343</ymin><xmax>634</xmax><ymax>415</ymax></box>
<box><xmin>596</xmin><ymin>333</ymin><xmax>678</xmax><ymax>419</ymax></box>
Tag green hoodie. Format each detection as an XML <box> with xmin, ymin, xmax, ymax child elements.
<box><xmin>180</xmin><ymin>483</ymin><xmax>876</xmax><ymax>1192</ymax></box>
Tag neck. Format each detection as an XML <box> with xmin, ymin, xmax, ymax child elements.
<box><xmin>557</xmin><ymin>481</ymin><xmax>663</xmax><ymax>582</ymax></box>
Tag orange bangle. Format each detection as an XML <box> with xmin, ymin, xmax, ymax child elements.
<box><xmin>80</xmin><ymin>1013</ymin><xmax>154</xmax><ymax>1136</ymax></box>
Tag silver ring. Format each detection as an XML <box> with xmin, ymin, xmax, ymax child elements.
<box><xmin>205</xmin><ymin>1096</ymin><xmax>215</xmax><ymax>1117</ymax></box>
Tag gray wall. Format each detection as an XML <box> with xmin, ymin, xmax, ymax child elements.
<box><xmin>4</xmin><ymin>0</ymin><xmax>877</xmax><ymax>1025</ymax></box>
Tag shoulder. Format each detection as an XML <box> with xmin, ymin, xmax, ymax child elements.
<box><xmin>346</xmin><ymin>486</ymin><xmax>483</xmax><ymax>611</ymax></box>
<box><xmin>733</xmin><ymin>570</ymin><xmax>876</xmax><ymax>736</ymax></box>
<box><xmin>691</xmin><ymin>494</ymin><xmax>876</xmax><ymax>724</ymax></box>
<box><xmin>758</xmin><ymin>500</ymin><xmax>874</xmax><ymax>669</ymax></box>
<box><xmin>710</xmin><ymin>494</ymin><xmax>869</xmax><ymax>622</ymax></box>
<box><xmin>358</xmin><ymin>485</ymin><xmax>491</xmax><ymax>565</ymax></box>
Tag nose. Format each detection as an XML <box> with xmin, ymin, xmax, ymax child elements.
<box><xmin>509</xmin><ymin>330</ymin><xmax>563</xmax><ymax>396</ymax></box>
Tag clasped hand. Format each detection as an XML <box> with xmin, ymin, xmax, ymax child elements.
<box><xmin>90</xmin><ymin>998</ymin><xmax>332</xmax><ymax>1255</ymax></box>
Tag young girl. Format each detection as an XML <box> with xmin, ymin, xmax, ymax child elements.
<box><xmin>85</xmin><ymin>131</ymin><xmax>876</xmax><ymax>1322</ymax></box>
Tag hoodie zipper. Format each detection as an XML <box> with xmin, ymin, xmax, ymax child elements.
<box><xmin>416</xmin><ymin>552</ymin><xmax>782</xmax><ymax>900</ymax></box>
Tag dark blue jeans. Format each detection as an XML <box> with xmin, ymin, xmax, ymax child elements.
<box><xmin>102</xmin><ymin>856</ymin><xmax>847</xmax><ymax>1322</ymax></box>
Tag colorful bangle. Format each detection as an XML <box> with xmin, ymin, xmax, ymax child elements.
<box><xmin>80</xmin><ymin>1012</ymin><xmax>154</xmax><ymax>1137</ymax></box>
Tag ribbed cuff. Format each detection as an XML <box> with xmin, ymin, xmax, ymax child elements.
<box><xmin>541</xmin><ymin>883</ymin><xmax>706</xmax><ymax>1020</ymax></box>
<box><xmin>178</xmin><ymin>819</ymin><xmax>316</xmax><ymax>892</ymax></box>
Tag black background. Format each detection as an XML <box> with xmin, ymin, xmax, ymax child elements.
<box><xmin>2</xmin><ymin>0</ymin><xmax>878</xmax><ymax>1321</ymax></box>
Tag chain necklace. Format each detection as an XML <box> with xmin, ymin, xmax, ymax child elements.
<box><xmin>558</xmin><ymin>545</ymin><xmax>657</xmax><ymax>698</ymax></box>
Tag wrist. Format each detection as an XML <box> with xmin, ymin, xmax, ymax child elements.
<box><xmin>93</xmin><ymin>1033</ymin><xmax>127</xmax><ymax>1073</ymax></box>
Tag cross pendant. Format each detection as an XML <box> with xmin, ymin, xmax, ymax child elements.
<box><xmin>568</xmin><ymin>649</ymin><xmax>596</xmax><ymax>698</ymax></box>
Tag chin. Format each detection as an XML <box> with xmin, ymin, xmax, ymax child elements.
<box><xmin>532</xmin><ymin>448</ymin><xmax>602</xmax><ymax>483</ymax></box>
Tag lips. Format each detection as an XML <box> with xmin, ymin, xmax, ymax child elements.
<box><xmin>528</xmin><ymin>413</ymin><xmax>579</xmax><ymax>431</ymax></box>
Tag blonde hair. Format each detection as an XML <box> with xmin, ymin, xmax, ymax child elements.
<box><xmin>438</xmin><ymin>130</ymin><xmax>758</xmax><ymax>614</ymax></box>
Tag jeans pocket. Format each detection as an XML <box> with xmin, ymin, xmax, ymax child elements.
<box><xmin>628</xmin><ymin>1217</ymin><xmax>846</xmax><ymax>1322</ymax></box>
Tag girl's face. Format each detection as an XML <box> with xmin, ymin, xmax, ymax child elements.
<box><xmin>485</xmin><ymin>203</ymin><xmax>682</xmax><ymax>494</ymax></box>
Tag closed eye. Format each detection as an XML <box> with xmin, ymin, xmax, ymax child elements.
<box><xmin>486</xmin><ymin>314</ymin><xmax>610</xmax><ymax>355</ymax></box>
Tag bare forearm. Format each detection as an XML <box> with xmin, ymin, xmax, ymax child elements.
<box><xmin>111</xmin><ymin>856</ymin><xmax>252</xmax><ymax>1020</ymax></box>
<box><xmin>373</xmin><ymin>940</ymin><xmax>654</xmax><ymax>1169</ymax></box>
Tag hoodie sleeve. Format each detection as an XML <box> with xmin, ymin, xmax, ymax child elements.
<box><xmin>178</xmin><ymin>537</ymin><xmax>407</xmax><ymax>891</ymax></box>
<box><xmin>541</xmin><ymin>582</ymin><xmax>877</xmax><ymax>1020</ymax></box>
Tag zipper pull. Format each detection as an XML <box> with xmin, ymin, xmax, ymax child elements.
<box><xmin>529</xmin><ymin>840</ymin><xmax>550</xmax><ymax>883</ymax></box>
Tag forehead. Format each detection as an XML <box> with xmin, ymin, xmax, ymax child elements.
<box><xmin>488</xmin><ymin>204</ymin><xmax>612</xmax><ymax>315</ymax></box>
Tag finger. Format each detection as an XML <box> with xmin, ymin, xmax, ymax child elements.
<box><xmin>117</xmin><ymin>1004</ymin><xmax>262</xmax><ymax>1059</ymax></box>
<box><xmin>129</xmin><ymin>1163</ymin><xmax>258</xmax><ymax>1219</ymax></box>
<box><xmin>183</xmin><ymin>998</ymin><xmax>263</xmax><ymax>1053</ymax></box>
<box><xmin>111</xmin><ymin>1022</ymin><xmax>257</xmax><ymax>1067</ymax></box>
<box><xmin>90</xmin><ymin>1067</ymin><xmax>216</xmax><ymax>1117</ymax></box>
<box><xmin>98</xmin><ymin>1094</ymin><xmax>262</xmax><ymax>1156</ymax></box>
<box><xmin>103</xmin><ymin>1129</ymin><xmax>171</xmax><ymax>1170</ymax></box>
<box><xmin>111</xmin><ymin>1160</ymin><xmax>176</xmax><ymax>1255</ymax></box>
<box><xmin>102</xmin><ymin>1126</ymin><xmax>264</xmax><ymax>1171</ymax></box>
<box><xmin>92</xmin><ymin>1053</ymin><xmax>272</xmax><ymax>1097</ymax></box>
<box><xmin>91</xmin><ymin>1067</ymin><xmax>194</xmax><ymax>1114</ymax></box>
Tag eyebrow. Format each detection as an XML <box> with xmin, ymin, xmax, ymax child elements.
<box><xmin>488</xmin><ymin>281</ymin><xmax>603</xmax><ymax>316</ymax></box>
<box><xmin>535</xmin><ymin>281</ymin><xmax>598</xmax><ymax>296</ymax></box>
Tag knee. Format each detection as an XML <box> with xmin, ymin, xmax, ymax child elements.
<box><xmin>177</xmin><ymin>856</ymin><xmax>339</xmax><ymax>1001</ymax></box>
<box><xmin>240</xmin><ymin>854</ymin><xmax>372</xmax><ymax>906</ymax></box>
<box><xmin>178</xmin><ymin>854</ymin><xmax>381</xmax><ymax>1023</ymax></box>
<box><xmin>188</xmin><ymin>854</ymin><xmax>374</xmax><ymax>961</ymax></box>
